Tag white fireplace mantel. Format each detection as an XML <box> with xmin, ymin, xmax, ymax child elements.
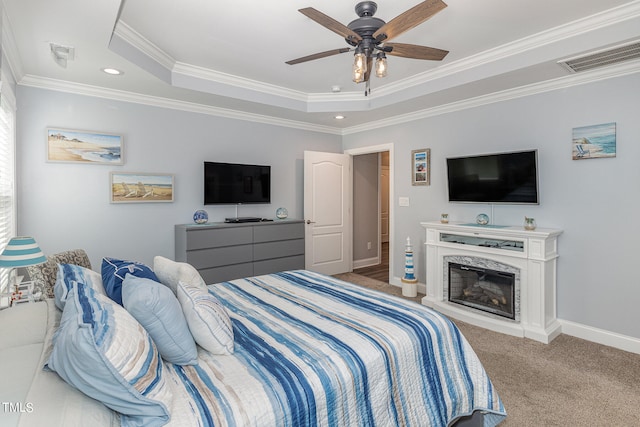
<box><xmin>420</xmin><ymin>221</ymin><xmax>563</xmax><ymax>343</ymax></box>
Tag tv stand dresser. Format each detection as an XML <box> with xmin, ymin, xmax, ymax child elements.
<box><xmin>175</xmin><ymin>219</ymin><xmax>305</xmax><ymax>284</ymax></box>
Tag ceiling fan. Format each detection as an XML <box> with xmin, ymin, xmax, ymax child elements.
<box><xmin>286</xmin><ymin>0</ymin><xmax>449</xmax><ymax>93</ymax></box>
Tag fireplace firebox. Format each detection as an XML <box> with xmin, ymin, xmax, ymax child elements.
<box><xmin>448</xmin><ymin>262</ymin><xmax>515</xmax><ymax>320</ymax></box>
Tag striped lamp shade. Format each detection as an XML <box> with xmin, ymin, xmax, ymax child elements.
<box><xmin>0</xmin><ymin>237</ymin><xmax>47</xmax><ymax>268</ymax></box>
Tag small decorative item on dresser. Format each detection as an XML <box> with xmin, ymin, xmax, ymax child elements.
<box><xmin>276</xmin><ymin>207</ymin><xmax>288</xmax><ymax>219</ymax></box>
<box><xmin>193</xmin><ymin>210</ymin><xmax>209</xmax><ymax>224</ymax></box>
<box><xmin>440</xmin><ymin>213</ymin><xmax>449</xmax><ymax>224</ymax></box>
<box><xmin>524</xmin><ymin>217</ymin><xmax>537</xmax><ymax>231</ymax></box>
<box><xmin>476</xmin><ymin>213</ymin><xmax>490</xmax><ymax>226</ymax></box>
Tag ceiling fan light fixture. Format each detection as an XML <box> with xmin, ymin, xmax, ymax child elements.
<box><xmin>375</xmin><ymin>51</ymin><xmax>387</xmax><ymax>78</ymax></box>
<box><xmin>352</xmin><ymin>50</ymin><xmax>367</xmax><ymax>83</ymax></box>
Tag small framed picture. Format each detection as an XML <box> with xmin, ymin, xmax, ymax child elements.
<box><xmin>411</xmin><ymin>148</ymin><xmax>430</xmax><ymax>186</ymax></box>
<box><xmin>572</xmin><ymin>122</ymin><xmax>616</xmax><ymax>160</ymax></box>
<box><xmin>110</xmin><ymin>172</ymin><xmax>174</xmax><ymax>203</ymax></box>
<box><xmin>47</xmin><ymin>128</ymin><xmax>123</xmax><ymax>164</ymax></box>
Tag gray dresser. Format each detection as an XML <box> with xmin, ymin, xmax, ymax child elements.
<box><xmin>175</xmin><ymin>219</ymin><xmax>305</xmax><ymax>284</ymax></box>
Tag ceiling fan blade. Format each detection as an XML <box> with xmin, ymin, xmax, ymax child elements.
<box><xmin>298</xmin><ymin>7</ymin><xmax>362</xmax><ymax>43</ymax></box>
<box><xmin>385</xmin><ymin>43</ymin><xmax>448</xmax><ymax>60</ymax></box>
<box><xmin>286</xmin><ymin>48</ymin><xmax>351</xmax><ymax>65</ymax></box>
<box><xmin>373</xmin><ymin>0</ymin><xmax>447</xmax><ymax>42</ymax></box>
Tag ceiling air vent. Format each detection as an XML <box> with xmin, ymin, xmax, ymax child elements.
<box><xmin>558</xmin><ymin>40</ymin><xmax>640</xmax><ymax>73</ymax></box>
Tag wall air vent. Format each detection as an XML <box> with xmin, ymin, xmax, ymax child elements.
<box><xmin>558</xmin><ymin>40</ymin><xmax>640</xmax><ymax>73</ymax></box>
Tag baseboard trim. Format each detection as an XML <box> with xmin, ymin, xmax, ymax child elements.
<box><xmin>353</xmin><ymin>256</ymin><xmax>381</xmax><ymax>270</ymax></box>
<box><xmin>559</xmin><ymin>320</ymin><xmax>640</xmax><ymax>355</ymax></box>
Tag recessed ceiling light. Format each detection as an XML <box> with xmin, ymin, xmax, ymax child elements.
<box><xmin>334</xmin><ymin>115</ymin><xmax>345</xmax><ymax>120</ymax></box>
<box><xmin>102</xmin><ymin>68</ymin><xmax>123</xmax><ymax>75</ymax></box>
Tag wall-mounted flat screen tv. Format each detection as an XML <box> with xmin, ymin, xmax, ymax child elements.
<box><xmin>204</xmin><ymin>161</ymin><xmax>271</xmax><ymax>205</ymax></box>
<box><xmin>446</xmin><ymin>150</ymin><xmax>539</xmax><ymax>204</ymax></box>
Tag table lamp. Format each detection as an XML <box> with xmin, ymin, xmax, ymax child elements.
<box><xmin>0</xmin><ymin>237</ymin><xmax>46</xmax><ymax>306</ymax></box>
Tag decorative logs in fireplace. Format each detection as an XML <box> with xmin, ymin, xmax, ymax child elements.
<box><xmin>448</xmin><ymin>262</ymin><xmax>515</xmax><ymax>319</ymax></box>
<box><xmin>461</xmin><ymin>280</ymin><xmax>507</xmax><ymax>307</ymax></box>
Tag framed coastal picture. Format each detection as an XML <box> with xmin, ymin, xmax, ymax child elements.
<box><xmin>47</xmin><ymin>128</ymin><xmax>123</xmax><ymax>164</ymax></box>
<box><xmin>572</xmin><ymin>122</ymin><xmax>616</xmax><ymax>160</ymax></box>
<box><xmin>411</xmin><ymin>148</ymin><xmax>430</xmax><ymax>186</ymax></box>
<box><xmin>110</xmin><ymin>172</ymin><xmax>174</xmax><ymax>203</ymax></box>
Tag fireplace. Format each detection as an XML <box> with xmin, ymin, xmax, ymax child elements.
<box><xmin>422</xmin><ymin>221</ymin><xmax>561</xmax><ymax>343</ymax></box>
<box><xmin>448</xmin><ymin>262</ymin><xmax>515</xmax><ymax>320</ymax></box>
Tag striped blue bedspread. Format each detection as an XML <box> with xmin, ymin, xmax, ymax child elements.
<box><xmin>163</xmin><ymin>270</ymin><xmax>506</xmax><ymax>426</ymax></box>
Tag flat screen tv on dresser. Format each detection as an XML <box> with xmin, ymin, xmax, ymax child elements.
<box><xmin>204</xmin><ymin>161</ymin><xmax>271</xmax><ymax>205</ymax></box>
<box><xmin>446</xmin><ymin>150</ymin><xmax>539</xmax><ymax>204</ymax></box>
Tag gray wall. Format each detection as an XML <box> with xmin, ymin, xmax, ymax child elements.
<box><xmin>353</xmin><ymin>153</ymin><xmax>379</xmax><ymax>264</ymax></box>
<box><xmin>16</xmin><ymin>86</ymin><xmax>341</xmax><ymax>268</ymax></box>
<box><xmin>343</xmin><ymin>72</ymin><xmax>640</xmax><ymax>339</ymax></box>
<box><xmin>15</xmin><ymin>72</ymin><xmax>640</xmax><ymax>341</ymax></box>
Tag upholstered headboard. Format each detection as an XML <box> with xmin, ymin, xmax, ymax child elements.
<box><xmin>26</xmin><ymin>249</ymin><xmax>92</xmax><ymax>299</ymax></box>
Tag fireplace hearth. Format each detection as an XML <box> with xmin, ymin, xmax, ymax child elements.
<box><xmin>448</xmin><ymin>262</ymin><xmax>515</xmax><ymax>320</ymax></box>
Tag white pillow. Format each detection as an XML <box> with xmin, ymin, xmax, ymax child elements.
<box><xmin>153</xmin><ymin>256</ymin><xmax>206</xmax><ymax>295</ymax></box>
<box><xmin>177</xmin><ymin>281</ymin><xmax>234</xmax><ymax>355</ymax></box>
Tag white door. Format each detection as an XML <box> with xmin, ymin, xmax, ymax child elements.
<box><xmin>304</xmin><ymin>151</ymin><xmax>352</xmax><ymax>275</ymax></box>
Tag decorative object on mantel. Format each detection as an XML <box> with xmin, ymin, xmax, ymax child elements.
<box><xmin>440</xmin><ymin>213</ymin><xmax>449</xmax><ymax>224</ymax></box>
<box><xmin>47</xmin><ymin>128</ymin><xmax>123</xmax><ymax>164</ymax></box>
<box><xmin>401</xmin><ymin>237</ymin><xmax>418</xmax><ymax>298</ymax></box>
<box><xmin>110</xmin><ymin>172</ymin><xmax>174</xmax><ymax>203</ymax></box>
<box><xmin>193</xmin><ymin>210</ymin><xmax>209</xmax><ymax>224</ymax></box>
<box><xmin>0</xmin><ymin>237</ymin><xmax>47</xmax><ymax>306</ymax></box>
<box><xmin>476</xmin><ymin>213</ymin><xmax>490</xmax><ymax>226</ymax></box>
<box><xmin>572</xmin><ymin>122</ymin><xmax>616</xmax><ymax>160</ymax></box>
<box><xmin>411</xmin><ymin>148</ymin><xmax>431</xmax><ymax>186</ymax></box>
<box><xmin>276</xmin><ymin>207</ymin><xmax>289</xmax><ymax>219</ymax></box>
<box><xmin>524</xmin><ymin>217</ymin><xmax>536</xmax><ymax>231</ymax></box>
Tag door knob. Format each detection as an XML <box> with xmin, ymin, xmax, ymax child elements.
<box><xmin>306</xmin><ymin>220</ymin><xmax>316</xmax><ymax>224</ymax></box>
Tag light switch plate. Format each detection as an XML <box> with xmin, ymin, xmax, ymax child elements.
<box><xmin>399</xmin><ymin>197</ymin><xmax>410</xmax><ymax>207</ymax></box>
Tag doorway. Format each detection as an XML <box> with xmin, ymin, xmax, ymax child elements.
<box><xmin>346</xmin><ymin>145</ymin><xmax>393</xmax><ymax>284</ymax></box>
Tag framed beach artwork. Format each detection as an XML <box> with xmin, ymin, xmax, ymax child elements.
<box><xmin>411</xmin><ymin>148</ymin><xmax>430</xmax><ymax>186</ymax></box>
<box><xmin>47</xmin><ymin>128</ymin><xmax>123</xmax><ymax>164</ymax></box>
<box><xmin>110</xmin><ymin>172</ymin><xmax>174</xmax><ymax>203</ymax></box>
<box><xmin>572</xmin><ymin>122</ymin><xmax>616</xmax><ymax>160</ymax></box>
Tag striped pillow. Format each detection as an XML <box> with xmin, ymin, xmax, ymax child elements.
<box><xmin>177</xmin><ymin>280</ymin><xmax>234</xmax><ymax>355</ymax></box>
<box><xmin>47</xmin><ymin>282</ymin><xmax>173</xmax><ymax>427</ymax></box>
<box><xmin>54</xmin><ymin>263</ymin><xmax>107</xmax><ymax>310</ymax></box>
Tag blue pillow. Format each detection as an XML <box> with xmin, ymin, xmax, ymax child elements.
<box><xmin>46</xmin><ymin>282</ymin><xmax>172</xmax><ymax>427</ymax></box>
<box><xmin>122</xmin><ymin>274</ymin><xmax>198</xmax><ymax>365</ymax></box>
<box><xmin>101</xmin><ymin>257</ymin><xmax>159</xmax><ymax>305</ymax></box>
<box><xmin>54</xmin><ymin>263</ymin><xmax>107</xmax><ymax>311</ymax></box>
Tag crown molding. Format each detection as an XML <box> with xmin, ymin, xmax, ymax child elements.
<box><xmin>17</xmin><ymin>55</ymin><xmax>640</xmax><ymax>138</ymax></box>
<box><xmin>2</xmin><ymin>8</ymin><xmax>24</xmax><ymax>82</ymax></box>
<box><xmin>113</xmin><ymin>2</ymin><xmax>640</xmax><ymax>110</ymax></box>
<box><xmin>342</xmin><ymin>59</ymin><xmax>640</xmax><ymax>135</ymax></box>
<box><xmin>112</xmin><ymin>21</ymin><xmax>175</xmax><ymax>70</ymax></box>
<box><xmin>17</xmin><ymin>75</ymin><xmax>342</xmax><ymax>135</ymax></box>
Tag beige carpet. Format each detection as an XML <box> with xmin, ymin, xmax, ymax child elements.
<box><xmin>334</xmin><ymin>272</ymin><xmax>640</xmax><ymax>426</ymax></box>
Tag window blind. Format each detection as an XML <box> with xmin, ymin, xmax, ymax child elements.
<box><xmin>0</xmin><ymin>83</ymin><xmax>17</xmax><ymax>295</ymax></box>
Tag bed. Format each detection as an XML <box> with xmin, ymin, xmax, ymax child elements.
<box><xmin>1</xmin><ymin>265</ymin><xmax>505</xmax><ymax>427</ymax></box>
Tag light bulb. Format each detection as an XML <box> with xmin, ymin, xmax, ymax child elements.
<box><xmin>352</xmin><ymin>52</ymin><xmax>367</xmax><ymax>83</ymax></box>
<box><xmin>375</xmin><ymin>54</ymin><xmax>387</xmax><ymax>78</ymax></box>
